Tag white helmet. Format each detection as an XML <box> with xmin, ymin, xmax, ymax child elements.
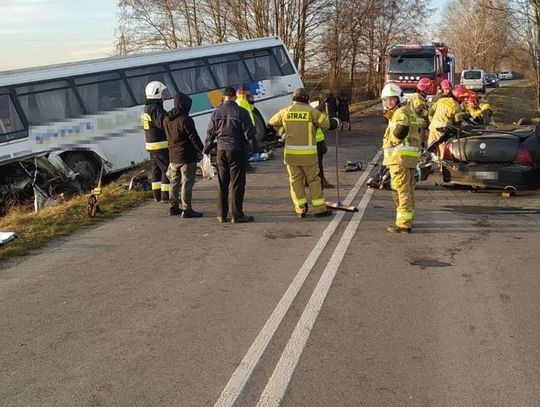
<box><xmin>381</xmin><ymin>83</ymin><xmax>404</xmax><ymax>103</ymax></box>
<box><xmin>145</xmin><ymin>81</ymin><xmax>167</xmax><ymax>100</ymax></box>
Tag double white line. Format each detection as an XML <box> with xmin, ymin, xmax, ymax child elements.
<box><xmin>215</xmin><ymin>151</ymin><xmax>381</xmax><ymax>407</ymax></box>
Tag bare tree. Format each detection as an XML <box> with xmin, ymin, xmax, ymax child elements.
<box><xmin>440</xmin><ymin>0</ymin><xmax>512</xmax><ymax>71</ymax></box>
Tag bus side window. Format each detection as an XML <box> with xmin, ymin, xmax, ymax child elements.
<box><xmin>169</xmin><ymin>59</ymin><xmax>215</xmax><ymax>95</ymax></box>
<box><xmin>271</xmin><ymin>47</ymin><xmax>295</xmax><ymax>75</ymax></box>
<box><xmin>209</xmin><ymin>55</ymin><xmax>251</xmax><ymax>87</ymax></box>
<box><xmin>75</xmin><ymin>73</ymin><xmax>133</xmax><ymax>114</ymax></box>
<box><xmin>124</xmin><ymin>65</ymin><xmax>176</xmax><ymax>104</ymax></box>
<box><xmin>16</xmin><ymin>82</ymin><xmax>83</xmax><ymax>125</ymax></box>
<box><xmin>0</xmin><ymin>91</ymin><xmax>25</xmax><ymax>141</ymax></box>
<box><xmin>243</xmin><ymin>49</ymin><xmax>281</xmax><ymax>80</ymax></box>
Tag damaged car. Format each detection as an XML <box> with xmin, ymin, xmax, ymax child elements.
<box><xmin>438</xmin><ymin>122</ymin><xmax>540</xmax><ymax>190</ymax></box>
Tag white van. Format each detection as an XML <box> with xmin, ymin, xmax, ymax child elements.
<box><xmin>460</xmin><ymin>69</ymin><xmax>486</xmax><ymax>93</ymax></box>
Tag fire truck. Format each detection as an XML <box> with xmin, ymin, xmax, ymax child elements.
<box><xmin>385</xmin><ymin>42</ymin><xmax>455</xmax><ymax>100</ymax></box>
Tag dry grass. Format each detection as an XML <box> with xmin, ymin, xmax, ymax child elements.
<box><xmin>485</xmin><ymin>82</ymin><xmax>540</xmax><ymax>125</ymax></box>
<box><xmin>0</xmin><ymin>184</ymin><xmax>150</xmax><ymax>260</ymax></box>
<box><xmin>349</xmin><ymin>98</ymin><xmax>380</xmax><ymax>114</ymax></box>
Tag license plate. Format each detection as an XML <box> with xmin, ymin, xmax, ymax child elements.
<box><xmin>471</xmin><ymin>170</ymin><xmax>498</xmax><ymax>180</ymax></box>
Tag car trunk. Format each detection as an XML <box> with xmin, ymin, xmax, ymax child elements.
<box><xmin>447</xmin><ymin>133</ymin><xmax>523</xmax><ymax>163</ymax></box>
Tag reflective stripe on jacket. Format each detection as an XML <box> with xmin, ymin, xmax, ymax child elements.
<box><xmin>146</xmin><ymin>140</ymin><xmax>169</xmax><ymax>150</ymax></box>
<box><xmin>268</xmin><ymin>101</ymin><xmax>331</xmax><ymax>166</ymax></box>
<box><xmin>382</xmin><ymin>104</ymin><xmax>422</xmax><ymax>168</ymax></box>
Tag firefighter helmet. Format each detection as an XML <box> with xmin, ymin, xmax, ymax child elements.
<box><xmin>439</xmin><ymin>79</ymin><xmax>452</xmax><ymax>91</ymax></box>
<box><xmin>416</xmin><ymin>78</ymin><xmax>433</xmax><ymax>94</ymax></box>
<box><xmin>453</xmin><ymin>85</ymin><xmax>469</xmax><ymax>102</ymax></box>
<box><xmin>381</xmin><ymin>83</ymin><xmax>404</xmax><ymax>103</ymax></box>
<box><xmin>145</xmin><ymin>81</ymin><xmax>167</xmax><ymax>100</ymax></box>
<box><xmin>466</xmin><ymin>91</ymin><xmax>478</xmax><ymax>105</ymax></box>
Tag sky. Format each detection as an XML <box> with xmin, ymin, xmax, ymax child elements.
<box><xmin>0</xmin><ymin>0</ymin><xmax>448</xmax><ymax>72</ymax></box>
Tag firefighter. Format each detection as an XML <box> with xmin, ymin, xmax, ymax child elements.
<box><xmin>268</xmin><ymin>88</ymin><xmax>339</xmax><ymax>218</ymax></box>
<box><xmin>428</xmin><ymin>79</ymin><xmax>453</xmax><ymax>121</ymax></box>
<box><xmin>380</xmin><ymin>83</ymin><xmax>421</xmax><ymax>234</ymax></box>
<box><xmin>462</xmin><ymin>92</ymin><xmax>483</xmax><ymax>124</ymax></box>
<box><xmin>479</xmin><ymin>98</ymin><xmax>494</xmax><ymax>125</ymax></box>
<box><xmin>143</xmin><ymin>81</ymin><xmax>170</xmax><ymax>202</ymax></box>
<box><xmin>409</xmin><ymin>78</ymin><xmax>433</xmax><ymax>146</ymax></box>
<box><xmin>428</xmin><ymin>84</ymin><xmax>465</xmax><ymax>159</ymax></box>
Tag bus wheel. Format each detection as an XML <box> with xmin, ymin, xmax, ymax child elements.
<box><xmin>63</xmin><ymin>152</ymin><xmax>100</xmax><ymax>189</ymax></box>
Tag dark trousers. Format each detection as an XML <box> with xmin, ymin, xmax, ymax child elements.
<box><xmin>317</xmin><ymin>140</ymin><xmax>328</xmax><ymax>180</ymax></box>
<box><xmin>150</xmin><ymin>149</ymin><xmax>170</xmax><ymax>201</ymax></box>
<box><xmin>216</xmin><ymin>149</ymin><xmax>246</xmax><ymax>219</ymax></box>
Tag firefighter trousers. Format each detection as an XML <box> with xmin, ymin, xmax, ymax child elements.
<box><xmin>389</xmin><ymin>165</ymin><xmax>416</xmax><ymax>229</ymax></box>
<box><xmin>150</xmin><ymin>149</ymin><xmax>170</xmax><ymax>201</ymax></box>
<box><xmin>286</xmin><ymin>164</ymin><xmax>326</xmax><ymax>215</ymax></box>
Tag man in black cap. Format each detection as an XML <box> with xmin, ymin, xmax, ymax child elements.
<box><xmin>204</xmin><ymin>86</ymin><xmax>259</xmax><ymax>223</ymax></box>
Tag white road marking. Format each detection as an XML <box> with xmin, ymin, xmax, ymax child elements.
<box><xmin>214</xmin><ymin>151</ymin><xmax>382</xmax><ymax>407</ymax></box>
<box><xmin>256</xmin><ymin>187</ymin><xmax>375</xmax><ymax>407</ymax></box>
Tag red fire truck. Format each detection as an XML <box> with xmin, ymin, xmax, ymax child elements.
<box><xmin>385</xmin><ymin>42</ymin><xmax>455</xmax><ymax>100</ymax></box>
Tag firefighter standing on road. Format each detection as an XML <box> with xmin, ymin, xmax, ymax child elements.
<box><xmin>381</xmin><ymin>83</ymin><xmax>421</xmax><ymax>234</ymax></box>
<box><xmin>268</xmin><ymin>88</ymin><xmax>339</xmax><ymax>218</ymax></box>
<box><xmin>143</xmin><ymin>81</ymin><xmax>170</xmax><ymax>202</ymax></box>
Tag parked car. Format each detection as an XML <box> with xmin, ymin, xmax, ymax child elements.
<box><xmin>439</xmin><ymin>123</ymin><xmax>540</xmax><ymax>190</ymax></box>
<box><xmin>498</xmin><ymin>70</ymin><xmax>513</xmax><ymax>80</ymax></box>
<box><xmin>485</xmin><ymin>72</ymin><xmax>500</xmax><ymax>88</ymax></box>
<box><xmin>461</xmin><ymin>69</ymin><xmax>486</xmax><ymax>92</ymax></box>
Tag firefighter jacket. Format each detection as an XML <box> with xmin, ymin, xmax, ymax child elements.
<box><xmin>408</xmin><ymin>92</ymin><xmax>428</xmax><ymax>128</ymax></box>
<box><xmin>382</xmin><ymin>104</ymin><xmax>421</xmax><ymax>168</ymax></box>
<box><xmin>428</xmin><ymin>97</ymin><xmax>462</xmax><ymax>133</ymax></box>
<box><xmin>268</xmin><ymin>101</ymin><xmax>332</xmax><ymax>166</ymax></box>
<box><xmin>143</xmin><ymin>99</ymin><xmax>168</xmax><ymax>151</ymax></box>
<box><xmin>236</xmin><ymin>94</ymin><xmax>255</xmax><ymax>125</ymax></box>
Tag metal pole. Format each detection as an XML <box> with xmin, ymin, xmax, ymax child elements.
<box><xmin>335</xmin><ymin>126</ymin><xmax>341</xmax><ymax>204</ymax></box>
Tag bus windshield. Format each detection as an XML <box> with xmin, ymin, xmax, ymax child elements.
<box><xmin>388</xmin><ymin>55</ymin><xmax>435</xmax><ymax>74</ymax></box>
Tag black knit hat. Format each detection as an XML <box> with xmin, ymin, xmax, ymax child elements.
<box><xmin>223</xmin><ymin>86</ymin><xmax>236</xmax><ymax>96</ymax></box>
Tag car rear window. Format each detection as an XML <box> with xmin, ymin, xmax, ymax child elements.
<box><xmin>463</xmin><ymin>71</ymin><xmax>481</xmax><ymax>79</ymax></box>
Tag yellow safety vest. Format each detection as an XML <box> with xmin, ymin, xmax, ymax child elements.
<box><xmin>236</xmin><ymin>95</ymin><xmax>255</xmax><ymax>125</ymax></box>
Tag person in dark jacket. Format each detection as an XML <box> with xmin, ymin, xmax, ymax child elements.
<box><xmin>324</xmin><ymin>92</ymin><xmax>338</xmax><ymax>118</ymax></box>
<box><xmin>204</xmin><ymin>86</ymin><xmax>259</xmax><ymax>223</ymax></box>
<box><xmin>163</xmin><ymin>92</ymin><xmax>204</xmax><ymax>218</ymax></box>
<box><xmin>337</xmin><ymin>92</ymin><xmax>351</xmax><ymax>130</ymax></box>
<box><xmin>143</xmin><ymin>81</ymin><xmax>170</xmax><ymax>202</ymax></box>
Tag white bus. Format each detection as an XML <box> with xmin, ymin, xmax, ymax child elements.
<box><xmin>0</xmin><ymin>37</ymin><xmax>302</xmax><ymax>186</ymax></box>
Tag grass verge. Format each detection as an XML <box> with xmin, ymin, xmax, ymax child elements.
<box><xmin>485</xmin><ymin>82</ymin><xmax>540</xmax><ymax>125</ymax></box>
<box><xmin>350</xmin><ymin>98</ymin><xmax>380</xmax><ymax>114</ymax></box>
<box><xmin>0</xmin><ymin>184</ymin><xmax>150</xmax><ymax>260</ymax></box>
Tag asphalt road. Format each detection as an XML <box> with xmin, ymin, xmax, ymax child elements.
<box><xmin>1</xmin><ymin>106</ymin><xmax>539</xmax><ymax>407</ymax></box>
